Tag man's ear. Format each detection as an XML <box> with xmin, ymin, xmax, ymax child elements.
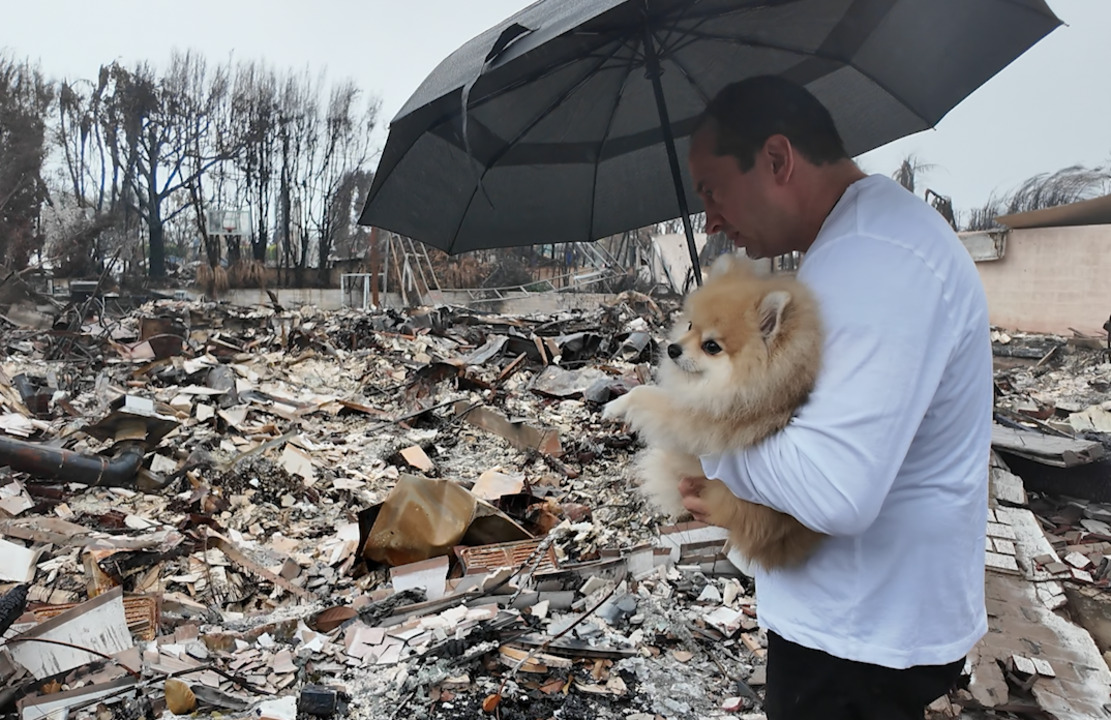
<box><xmin>758</xmin><ymin>290</ymin><xmax>791</xmax><ymax>342</ymax></box>
<box><xmin>763</xmin><ymin>134</ymin><xmax>794</xmax><ymax>185</ymax></box>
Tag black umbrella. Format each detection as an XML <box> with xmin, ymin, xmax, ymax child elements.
<box><xmin>359</xmin><ymin>0</ymin><xmax>1060</xmax><ymax>284</ymax></box>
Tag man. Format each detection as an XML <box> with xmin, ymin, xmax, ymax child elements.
<box><xmin>680</xmin><ymin>76</ymin><xmax>991</xmax><ymax>719</ymax></box>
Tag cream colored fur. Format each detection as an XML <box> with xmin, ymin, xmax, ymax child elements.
<box><xmin>604</xmin><ymin>253</ymin><xmax>825</xmax><ymax>570</ymax></box>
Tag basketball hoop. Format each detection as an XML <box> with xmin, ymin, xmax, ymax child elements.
<box><xmin>207</xmin><ymin>208</ymin><xmax>253</xmax><ymax>237</ymax></box>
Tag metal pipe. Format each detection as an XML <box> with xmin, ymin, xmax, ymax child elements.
<box><xmin>0</xmin><ymin>436</ymin><xmax>146</xmax><ymax>488</ymax></box>
<box><xmin>643</xmin><ymin>19</ymin><xmax>703</xmax><ymax>286</ymax></box>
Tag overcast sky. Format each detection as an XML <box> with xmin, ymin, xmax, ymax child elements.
<box><xmin>3</xmin><ymin>0</ymin><xmax>1107</xmax><ymax>217</ymax></box>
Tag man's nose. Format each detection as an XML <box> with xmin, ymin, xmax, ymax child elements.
<box><xmin>704</xmin><ymin>206</ymin><xmax>724</xmax><ymax>235</ymax></box>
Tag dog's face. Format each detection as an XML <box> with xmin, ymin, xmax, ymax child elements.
<box><xmin>659</xmin><ymin>255</ymin><xmax>802</xmax><ymax>411</ymax></box>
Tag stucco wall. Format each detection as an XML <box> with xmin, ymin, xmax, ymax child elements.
<box><xmin>976</xmin><ymin>224</ymin><xmax>1111</xmax><ymax>336</ymax></box>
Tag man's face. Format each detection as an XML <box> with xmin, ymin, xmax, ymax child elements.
<box><xmin>688</xmin><ymin>125</ymin><xmax>788</xmax><ymax>259</ymax></box>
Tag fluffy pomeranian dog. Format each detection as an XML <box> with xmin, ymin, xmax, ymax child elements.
<box><xmin>603</xmin><ymin>253</ymin><xmax>825</xmax><ymax>570</ymax></box>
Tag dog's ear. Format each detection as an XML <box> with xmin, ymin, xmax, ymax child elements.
<box><xmin>758</xmin><ymin>290</ymin><xmax>791</xmax><ymax>342</ymax></box>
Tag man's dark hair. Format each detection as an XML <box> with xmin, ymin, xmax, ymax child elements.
<box><xmin>697</xmin><ymin>75</ymin><xmax>848</xmax><ymax>171</ymax></box>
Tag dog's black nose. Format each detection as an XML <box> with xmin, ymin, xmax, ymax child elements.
<box><xmin>667</xmin><ymin>343</ymin><xmax>682</xmax><ymax>359</ymax></box>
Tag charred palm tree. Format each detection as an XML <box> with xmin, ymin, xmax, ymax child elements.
<box><xmin>1005</xmin><ymin>164</ymin><xmax>1111</xmax><ymax>214</ymax></box>
<box><xmin>891</xmin><ymin>154</ymin><xmax>937</xmax><ymax>195</ymax></box>
<box><xmin>965</xmin><ymin>194</ymin><xmax>1006</xmax><ymax>232</ymax></box>
<box><xmin>965</xmin><ymin>164</ymin><xmax>1111</xmax><ymax>231</ymax></box>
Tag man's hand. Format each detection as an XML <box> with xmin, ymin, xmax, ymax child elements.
<box><xmin>679</xmin><ymin>475</ymin><xmax>711</xmax><ymax>523</ymax></box>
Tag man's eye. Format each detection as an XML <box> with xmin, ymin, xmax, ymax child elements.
<box><xmin>702</xmin><ymin>340</ymin><xmax>722</xmax><ymax>355</ymax></box>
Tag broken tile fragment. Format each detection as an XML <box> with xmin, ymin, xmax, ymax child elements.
<box><xmin>1064</xmin><ymin>551</ymin><xmax>1092</xmax><ymax>569</ymax></box>
<box><xmin>985</xmin><ymin>552</ymin><xmax>1021</xmax><ymax>575</ymax></box>
<box><xmin>1010</xmin><ymin>654</ymin><xmax>1037</xmax><ymax>676</ymax></box>
<box><xmin>399</xmin><ymin>444</ymin><xmax>435</xmax><ymax>473</ymax></box>
<box><xmin>1029</xmin><ymin>656</ymin><xmax>1056</xmax><ymax>677</ymax></box>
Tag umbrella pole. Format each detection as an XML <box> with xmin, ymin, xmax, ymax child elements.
<box><xmin>643</xmin><ymin>25</ymin><xmax>703</xmax><ymax>286</ymax></box>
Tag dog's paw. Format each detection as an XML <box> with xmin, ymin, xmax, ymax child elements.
<box><xmin>602</xmin><ymin>388</ymin><xmax>640</xmax><ymax>421</ymax></box>
<box><xmin>637</xmin><ymin>449</ymin><xmax>691</xmax><ymax>518</ymax></box>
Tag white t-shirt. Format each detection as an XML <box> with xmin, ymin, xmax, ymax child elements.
<box><xmin>700</xmin><ymin>174</ymin><xmax>991</xmax><ymax>669</ymax></box>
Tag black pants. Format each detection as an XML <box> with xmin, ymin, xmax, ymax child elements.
<box><xmin>763</xmin><ymin>631</ymin><xmax>964</xmax><ymax>720</ymax></box>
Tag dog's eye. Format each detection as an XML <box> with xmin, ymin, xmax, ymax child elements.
<box><xmin>702</xmin><ymin>340</ymin><xmax>722</xmax><ymax>355</ymax></box>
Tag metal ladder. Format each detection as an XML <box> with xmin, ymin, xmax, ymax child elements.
<box><xmin>559</xmin><ymin>241</ymin><xmax>625</xmax><ymax>292</ymax></box>
<box><xmin>384</xmin><ymin>234</ymin><xmax>443</xmax><ymax>306</ymax></box>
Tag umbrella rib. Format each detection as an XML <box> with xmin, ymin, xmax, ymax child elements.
<box><xmin>640</xmin><ymin>2</ymin><xmax>733</xmax><ymax>106</ymax></box>
<box><xmin>671</xmin><ymin>29</ymin><xmax>935</xmax><ymax>126</ymax></box>
<box><xmin>648</xmin><ymin>0</ymin><xmax>717</xmax><ymax>59</ymax></box>
<box><xmin>463</xmin><ymin>27</ymin><xmax>638</xmax><ymax>115</ymax></box>
<box><xmin>644</xmin><ymin>22</ymin><xmax>713</xmax><ymax>106</ymax></box>
<box><xmin>670</xmin><ymin>29</ymin><xmax>821</xmax><ymax>58</ymax></box>
<box><xmin>450</xmin><ymin>43</ymin><xmax>629</xmax><ymax>245</ymax></box>
<box><xmin>476</xmin><ymin>51</ymin><xmax>625</xmax><ymax>104</ymax></box>
<box><xmin>659</xmin><ymin>52</ymin><xmax>712</xmax><ymax>106</ymax></box>
<box><xmin>587</xmin><ymin>38</ymin><xmax>641</xmax><ymax>242</ymax></box>
<box><xmin>648</xmin><ymin>0</ymin><xmax>809</xmax><ymax>52</ymax></box>
<box><xmin>483</xmin><ymin>41</ymin><xmax>630</xmax><ymax>169</ymax></box>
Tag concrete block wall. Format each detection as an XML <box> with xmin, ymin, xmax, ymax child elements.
<box><xmin>976</xmin><ymin>224</ymin><xmax>1111</xmax><ymax>336</ymax></box>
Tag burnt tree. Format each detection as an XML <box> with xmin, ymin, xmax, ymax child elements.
<box><xmin>0</xmin><ymin>56</ymin><xmax>53</xmax><ymax>269</ymax></box>
<box><xmin>100</xmin><ymin>52</ymin><xmax>240</xmax><ymax>279</ymax></box>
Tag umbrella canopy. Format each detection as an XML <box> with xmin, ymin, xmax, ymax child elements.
<box><xmin>359</xmin><ymin>0</ymin><xmax>1060</xmax><ymax>264</ymax></box>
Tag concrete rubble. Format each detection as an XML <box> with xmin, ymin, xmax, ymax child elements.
<box><xmin>0</xmin><ymin>292</ymin><xmax>1109</xmax><ymax>719</ymax></box>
